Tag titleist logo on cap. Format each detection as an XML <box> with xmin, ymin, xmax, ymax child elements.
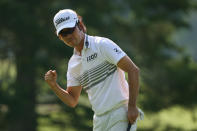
<box><xmin>55</xmin><ymin>16</ymin><xmax>70</xmax><ymax>26</ymax></box>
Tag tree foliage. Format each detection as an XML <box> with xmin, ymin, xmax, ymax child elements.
<box><xmin>0</xmin><ymin>0</ymin><xmax>197</xmax><ymax>131</ymax></box>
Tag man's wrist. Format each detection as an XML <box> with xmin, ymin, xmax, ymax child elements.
<box><xmin>128</xmin><ymin>101</ymin><xmax>137</xmax><ymax>107</ymax></box>
<box><xmin>49</xmin><ymin>82</ymin><xmax>58</xmax><ymax>89</ymax></box>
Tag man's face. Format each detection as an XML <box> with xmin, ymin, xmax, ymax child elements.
<box><xmin>58</xmin><ymin>25</ymin><xmax>82</xmax><ymax>47</ymax></box>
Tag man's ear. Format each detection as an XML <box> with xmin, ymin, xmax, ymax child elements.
<box><xmin>58</xmin><ymin>35</ymin><xmax>63</xmax><ymax>40</ymax></box>
<box><xmin>77</xmin><ymin>23</ymin><xmax>82</xmax><ymax>31</ymax></box>
<box><xmin>78</xmin><ymin>15</ymin><xmax>87</xmax><ymax>33</ymax></box>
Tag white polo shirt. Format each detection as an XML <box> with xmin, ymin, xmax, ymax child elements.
<box><xmin>67</xmin><ymin>34</ymin><xmax>129</xmax><ymax>115</ymax></box>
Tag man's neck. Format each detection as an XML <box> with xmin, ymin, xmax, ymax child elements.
<box><xmin>75</xmin><ymin>33</ymin><xmax>85</xmax><ymax>56</ymax></box>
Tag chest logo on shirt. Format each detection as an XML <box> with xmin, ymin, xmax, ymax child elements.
<box><xmin>87</xmin><ymin>53</ymin><xmax>97</xmax><ymax>62</ymax></box>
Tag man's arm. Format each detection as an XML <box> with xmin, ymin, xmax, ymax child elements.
<box><xmin>44</xmin><ymin>70</ymin><xmax>82</xmax><ymax>108</ymax></box>
<box><xmin>117</xmin><ymin>55</ymin><xmax>140</xmax><ymax>124</ymax></box>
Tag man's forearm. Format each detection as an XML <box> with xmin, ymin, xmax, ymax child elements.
<box><xmin>128</xmin><ymin>68</ymin><xmax>140</xmax><ymax>107</ymax></box>
<box><xmin>49</xmin><ymin>83</ymin><xmax>77</xmax><ymax>107</ymax></box>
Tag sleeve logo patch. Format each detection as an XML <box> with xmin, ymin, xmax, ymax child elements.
<box><xmin>113</xmin><ymin>48</ymin><xmax>122</xmax><ymax>54</ymax></box>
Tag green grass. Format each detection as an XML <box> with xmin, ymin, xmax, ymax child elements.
<box><xmin>138</xmin><ymin>105</ymin><xmax>197</xmax><ymax>131</ymax></box>
<box><xmin>36</xmin><ymin>104</ymin><xmax>78</xmax><ymax>131</ymax></box>
<box><xmin>36</xmin><ymin>96</ymin><xmax>93</xmax><ymax>131</ymax></box>
<box><xmin>36</xmin><ymin>103</ymin><xmax>197</xmax><ymax>131</ymax></box>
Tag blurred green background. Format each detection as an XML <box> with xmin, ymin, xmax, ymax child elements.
<box><xmin>0</xmin><ymin>0</ymin><xmax>197</xmax><ymax>131</ymax></box>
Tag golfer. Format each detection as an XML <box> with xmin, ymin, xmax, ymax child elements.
<box><xmin>45</xmin><ymin>9</ymin><xmax>143</xmax><ymax>131</ymax></box>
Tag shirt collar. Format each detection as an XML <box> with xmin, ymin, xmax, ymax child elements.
<box><xmin>84</xmin><ymin>34</ymin><xmax>90</xmax><ymax>49</ymax></box>
<box><xmin>73</xmin><ymin>34</ymin><xmax>90</xmax><ymax>55</ymax></box>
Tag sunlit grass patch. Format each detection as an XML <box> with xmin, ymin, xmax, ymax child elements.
<box><xmin>36</xmin><ymin>103</ymin><xmax>93</xmax><ymax>131</ymax></box>
<box><xmin>138</xmin><ymin>105</ymin><xmax>197</xmax><ymax>131</ymax></box>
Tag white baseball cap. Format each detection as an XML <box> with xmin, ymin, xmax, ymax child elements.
<box><xmin>53</xmin><ymin>9</ymin><xmax>79</xmax><ymax>35</ymax></box>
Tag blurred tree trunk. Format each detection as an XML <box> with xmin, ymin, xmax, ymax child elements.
<box><xmin>7</xmin><ymin>38</ymin><xmax>37</xmax><ymax>131</ymax></box>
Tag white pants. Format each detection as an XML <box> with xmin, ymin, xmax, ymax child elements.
<box><xmin>93</xmin><ymin>106</ymin><xmax>143</xmax><ymax>131</ymax></box>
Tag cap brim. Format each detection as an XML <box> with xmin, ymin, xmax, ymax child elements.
<box><xmin>56</xmin><ymin>22</ymin><xmax>76</xmax><ymax>36</ymax></box>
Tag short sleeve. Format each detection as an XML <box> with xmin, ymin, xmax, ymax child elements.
<box><xmin>99</xmin><ymin>38</ymin><xmax>126</xmax><ymax>65</ymax></box>
<box><xmin>67</xmin><ymin>71</ymin><xmax>80</xmax><ymax>87</ymax></box>
<box><xmin>66</xmin><ymin>55</ymin><xmax>81</xmax><ymax>87</ymax></box>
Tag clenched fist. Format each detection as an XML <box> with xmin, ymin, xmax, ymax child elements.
<box><xmin>44</xmin><ymin>70</ymin><xmax>57</xmax><ymax>87</ymax></box>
